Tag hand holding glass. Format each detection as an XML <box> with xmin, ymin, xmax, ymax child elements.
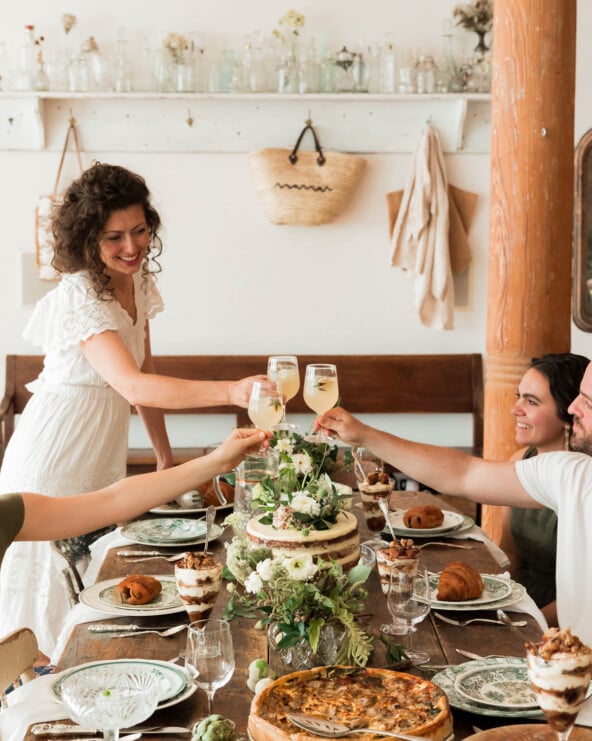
<box><xmin>60</xmin><ymin>666</ymin><xmax>160</xmax><ymax>741</ymax></box>
<box><xmin>247</xmin><ymin>380</ymin><xmax>283</xmax><ymax>457</ymax></box>
<box><xmin>267</xmin><ymin>355</ymin><xmax>300</xmax><ymax>430</ymax></box>
<box><xmin>303</xmin><ymin>364</ymin><xmax>339</xmax><ymax>443</ymax></box>
<box><xmin>186</xmin><ymin>619</ymin><xmax>235</xmax><ymax>715</ymax></box>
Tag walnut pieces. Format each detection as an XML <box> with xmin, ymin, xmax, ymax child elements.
<box><xmin>536</xmin><ymin>627</ymin><xmax>592</xmax><ymax>661</ymax></box>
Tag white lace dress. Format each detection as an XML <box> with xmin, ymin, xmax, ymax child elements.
<box><xmin>0</xmin><ymin>271</ymin><xmax>163</xmax><ymax>655</ymax></box>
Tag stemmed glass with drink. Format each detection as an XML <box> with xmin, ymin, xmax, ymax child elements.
<box><xmin>385</xmin><ymin>563</ymin><xmax>431</xmax><ymax>665</ymax></box>
<box><xmin>247</xmin><ymin>380</ymin><xmax>283</xmax><ymax>457</ymax></box>
<box><xmin>185</xmin><ymin>619</ymin><xmax>235</xmax><ymax>715</ymax></box>
<box><xmin>267</xmin><ymin>355</ymin><xmax>300</xmax><ymax>430</ymax></box>
<box><xmin>303</xmin><ymin>364</ymin><xmax>339</xmax><ymax>443</ymax></box>
<box><xmin>60</xmin><ymin>666</ymin><xmax>161</xmax><ymax>741</ymax></box>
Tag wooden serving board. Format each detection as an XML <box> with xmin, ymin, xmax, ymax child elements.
<box><xmin>466</xmin><ymin>725</ymin><xmax>592</xmax><ymax>740</ymax></box>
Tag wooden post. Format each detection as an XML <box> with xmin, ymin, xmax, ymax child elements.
<box><xmin>482</xmin><ymin>0</ymin><xmax>576</xmax><ymax>542</ymax></box>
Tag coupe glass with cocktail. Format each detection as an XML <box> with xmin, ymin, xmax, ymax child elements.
<box><xmin>303</xmin><ymin>364</ymin><xmax>339</xmax><ymax>443</ymax></box>
<box><xmin>267</xmin><ymin>355</ymin><xmax>300</xmax><ymax>430</ymax></box>
<box><xmin>526</xmin><ymin>627</ymin><xmax>592</xmax><ymax>740</ymax></box>
<box><xmin>60</xmin><ymin>666</ymin><xmax>160</xmax><ymax>741</ymax></box>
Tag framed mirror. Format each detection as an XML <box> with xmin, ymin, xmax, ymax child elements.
<box><xmin>573</xmin><ymin>128</ymin><xmax>592</xmax><ymax>331</ymax></box>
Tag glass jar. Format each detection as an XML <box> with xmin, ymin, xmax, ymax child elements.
<box><xmin>111</xmin><ymin>39</ymin><xmax>133</xmax><ymax>92</ymax></box>
<box><xmin>277</xmin><ymin>54</ymin><xmax>297</xmax><ymax>93</ymax></box>
<box><xmin>81</xmin><ymin>36</ymin><xmax>106</xmax><ymax>91</ymax></box>
<box><xmin>416</xmin><ymin>55</ymin><xmax>436</xmax><ymax>94</ymax></box>
<box><xmin>267</xmin><ymin>622</ymin><xmax>346</xmax><ymax>675</ymax></box>
<box><xmin>352</xmin><ymin>53</ymin><xmax>369</xmax><ymax>93</ymax></box>
<box><xmin>334</xmin><ymin>46</ymin><xmax>354</xmax><ymax>92</ymax></box>
<box><xmin>380</xmin><ymin>42</ymin><xmax>397</xmax><ymax>93</ymax></box>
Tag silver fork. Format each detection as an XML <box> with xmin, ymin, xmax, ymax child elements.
<box><xmin>416</xmin><ymin>542</ymin><xmax>473</xmax><ymax>550</ymax></box>
<box><xmin>435</xmin><ymin>611</ymin><xmax>528</xmax><ymax>627</ymax></box>
<box><xmin>117</xmin><ymin>551</ymin><xmax>185</xmax><ymax>563</ymax></box>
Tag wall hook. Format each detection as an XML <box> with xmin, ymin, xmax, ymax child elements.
<box><xmin>8</xmin><ymin>117</ymin><xmax>13</xmax><ymax>126</ymax></box>
<box><xmin>305</xmin><ymin>109</ymin><xmax>313</xmax><ymax>126</ymax></box>
<box><xmin>186</xmin><ymin>109</ymin><xmax>194</xmax><ymax>127</ymax></box>
<box><xmin>68</xmin><ymin>108</ymin><xmax>77</xmax><ymax>126</ymax></box>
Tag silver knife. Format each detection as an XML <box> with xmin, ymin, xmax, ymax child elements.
<box><xmin>88</xmin><ymin>623</ymin><xmax>173</xmax><ymax>632</ymax></box>
<box><xmin>32</xmin><ymin>724</ymin><xmax>190</xmax><ymax>736</ymax></box>
<box><xmin>117</xmin><ymin>550</ymin><xmax>164</xmax><ymax>557</ymax></box>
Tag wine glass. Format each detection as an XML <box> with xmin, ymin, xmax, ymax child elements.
<box><xmin>60</xmin><ymin>666</ymin><xmax>161</xmax><ymax>741</ymax></box>
<box><xmin>526</xmin><ymin>646</ymin><xmax>592</xmax><ymax>740</ymax></box>
<box><xmin>267</xmin><ymin>355</ymin><xmax>300</xmax><ymax>430</ymax></box>
<box><xmin>302</xmin><ymin>364</ymin><xmax>339</xmax><ymax>443</ymax></box>
<box><xmin>186</xmin><ymin>619</ymin><xmax>235</xmax><ymax>715</ymax></box>
<box><xmin>247</xmin><ymin>380</ymin><xmax>284</xmax><ymax>457</ymax></box>
<box><xmin>385</xmin><ymin>564</ymin><xmax>431</xmax><ymax>665</ymax></box>
<box><xmin>354</xmin><ymin>447</ymin><xmax>394</xmax><ymax>547</ymax></box>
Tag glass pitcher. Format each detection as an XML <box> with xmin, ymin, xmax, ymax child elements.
<box><xmin>232</xmin><ymin>451</ymin><xmax>279</xmax><ymax>534</ymax></box>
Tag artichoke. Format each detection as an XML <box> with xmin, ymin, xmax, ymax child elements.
<box><xmin>192</xmin><ymin>714</ymin><xmax>236</xmax><ymax>741</ymax></box>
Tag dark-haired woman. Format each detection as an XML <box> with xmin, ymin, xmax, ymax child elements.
<box><xmin>499</xmin><ymin>353</ymin><xmax>589</xmax><ymax>626</ymax></box>
<box><xmin>0</xmin><ymin>163</ymin><xmax>263</xmax><ymax>654</ymax></box>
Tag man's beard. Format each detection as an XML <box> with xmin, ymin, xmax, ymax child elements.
<box><xmin>570</xmin><ymin>422</ymin><xmax>592</xmax><ymax>455</ymax></box>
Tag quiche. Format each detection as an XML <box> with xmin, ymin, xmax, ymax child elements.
<box><xmin>248</xmin><ymin>665</ymin><xmax>452</xmax><ymax>741</ymax></box>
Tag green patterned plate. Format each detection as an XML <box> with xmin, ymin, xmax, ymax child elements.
<box><xmin>428</xmin><ymin>573</ymin><xmax>512</xmax><ymax>608</ymax></box>
<box><xmin>384</xmin><ymin>512</ymin><xmax>475</xmax><ymax>539</ymax></box>
<box><xmin>433</xmin><ymin>659</ymin><xmax>544</xmax><ymax>719</ymax></box>
<box><xmin>121</xmin><ymin>518</ymin><xmax>207</xmax><ymax>544</ymax></box>
<box><xmin>453</xmin><ymin>660</ymin><xmax>537</xmax><ymax>709</ymax></box>
<box><xmin>80</xmin><ymin>575</ymin><xmax>185</xmax><ymax>616</ymax></box>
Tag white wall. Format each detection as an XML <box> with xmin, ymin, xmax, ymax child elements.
<box><xmin>1</xmin><ymin>1</ymin><xmax>590</xmax><ymax>448</ymax></box>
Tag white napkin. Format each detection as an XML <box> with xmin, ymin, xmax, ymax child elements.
<box><xmin>50</xmin><ymin>602</ymin><xmax>108</xmax><ymax>666</ymax></box>
<box><xmin>83</xmin><ymin>528</ymin><xmax>128</xmax><ymax>587</ymax></box>
<box><xmin>491</xmin><ymin>572</ymin><xmax>548</xmax><ymax>632</ymax></box>
<box><xmin>0</xmin><ymin>673</ymin><xmax>68</xmax><ymax>741</ymax></box>
<box><xmin>446</xmin><ymin>524</ymin><xmax>511</xmax><ymax>568</ymax></box>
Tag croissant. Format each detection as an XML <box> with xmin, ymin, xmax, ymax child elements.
<box><xmin>436</xmin><ymin>561</ymin><xmax>484</xmax><ymax>602</ymax></box>
<box><xmin>114</xmin><ymin>575</ymin><xmax>162</xmax><ymax>605</ymax></box>
<box><xmin>403</xmin><ymin>504</ymin><xmax>444</xmax><ymax>529</ymax></box>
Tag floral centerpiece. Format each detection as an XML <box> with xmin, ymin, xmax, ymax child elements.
<box><xmin>223</xmin><ymin>431</ymin><xmax>371</xmax><ymax>668</ymax></box>
<box><xmin>453</xmin><ymin>0</ymin><xmax>494</xmax><ymax>54</ymax></box>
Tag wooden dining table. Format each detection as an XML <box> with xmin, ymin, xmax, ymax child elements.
<box><xmin>25</xmin><ymin>490</ymin><xmax>555</xmax><ymax>741</ymax></box>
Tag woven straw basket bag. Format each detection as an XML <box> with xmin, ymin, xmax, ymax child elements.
<box><xmin>249</xmin><ymin>122</ymin><xmax>366</xmax><ymax>226</ymax></box>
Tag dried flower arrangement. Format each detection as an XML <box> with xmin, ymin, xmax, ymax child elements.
<box><xmin>453</xmin><ymin>0</ymin><xmax>493</xmax><ymax>53</ymax></box>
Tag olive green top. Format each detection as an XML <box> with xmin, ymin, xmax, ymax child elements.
<box><xmin>0</xmin><ymin>494</ymin><xmax>25</xmax><ymax>569</ymax></box>
<box><xmin>510</xmin><ymin>447</ymin><xmax>557</xmax><ymax>608</ymax></box>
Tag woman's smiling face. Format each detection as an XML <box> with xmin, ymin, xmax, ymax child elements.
<box><xmin>512</xmin><ymin>367</ymin><xmax>566</xmax><ymax>452</ymax></box>
<box><xmin>98</xmin><ymin>204</ymin><xmax>150</xmax><ymax>277</ymax></box>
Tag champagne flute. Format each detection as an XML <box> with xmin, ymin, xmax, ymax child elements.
<box><xmin>303</xmin><ymin>364</ymin><xmax>339</xmax><ymax>443</ymax></box>
<box><xmin>267</xmin><ymin>355</ymin><xmax>300</xmax><ymax>430</ymax></box>
<box><xmin>186</xmin><ymin>619</ymin><xmax>235</xmax><ymax>715</ymax></box>
<box><xmin>247</xmin><ymin>380</ymin><xmax>284</xmax><ymax>457</ymax></box>
<box><xmin>60</xmin><ymin>666</ymin><xmax>160</xmax><ymax>741</ymax></box>
<box><xmin>386</xmin><ymin>564</ymin><xmax>431</xmax><ymax>664</ymax></box>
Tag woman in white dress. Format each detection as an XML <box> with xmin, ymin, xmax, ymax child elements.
<box><xmin>0</xmin><ymin>163</ymin><xmax>262</xmax><ymax>655</ymax></box>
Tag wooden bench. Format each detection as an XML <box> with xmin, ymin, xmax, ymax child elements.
<box><xmin>0</xmin><ymin>353</ymin><xmax>483</xmax><ymax>473</ymax></box>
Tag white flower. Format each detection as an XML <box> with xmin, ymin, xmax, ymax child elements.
<box><xmin>251</xmin><ymin>483</ymin><xmax>265</xmax><ymax>501</ymax></box>
<box><xmin>254</xmin><ymin>677</ymin><xmax>275</xmax><ymax>694</ymax></box>
<box><xmin>256</xmin><ymin>558</ymin><xmax>275</xmax><ymax>582</ymax></box>
<box><xmin>244</xmin><ymin>572</ymin><xmax>264</xmax><ymax>594</ymax></box>
<box><xmin>274</xmin><ymin>438</ymin><xmax>294</xmax><ymax>455</ymax></box>
<box><xmin>284</xmin><ymin>554</ymin><xmax>318</xmax><ymax>581</ymax></box>
<box><xmin>291</xmin><ymin>453</ymin><xmax>313</xmax><ymax>475</ymax></box>
<box><xmin>291</xmin><ymin>493</ymin><xmax>321</xmax><ymax>517</ymax></box>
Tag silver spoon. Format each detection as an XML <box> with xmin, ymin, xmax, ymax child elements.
<box><xmin>378</xmin><ymin>496</ymin><xmax>397</xmax><ymax>541</ymax></box>
<box><xmin>104</xmin><ymin>624</ymin><xmax>188</xmax><ymax>638</ymax></box>
<box><xmin>287</xmin><ymin>714</ymin><xmax>423</xmax><ymax>740</ymax></box>
<box><xmin>203</xmin><ymin>505</ymin><xmax>216</xmax><ymax>554</ymax></box>
<box><xmin>496</xmin><ymin>608</ymin><xmax>541</xmax><ymax>654</ymax></box>
<box><xmin>121</xmin><ymin>552</ymin><xmax>186</xmax><ymax>563</ymax></box>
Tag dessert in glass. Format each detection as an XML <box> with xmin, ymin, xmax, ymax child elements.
<box><xmin>377</xmin><ymin>538</ymin><xmax>421</xmax><ymax>636</ymax></box>
<box><xmin>526</xmin><ymin>627</ymin><xmax>592</xmax><ymax>740</ymax></box>
<box><xmin>174</xmin><ymin>551</ymin><xmax>223</xmax><ymax>621</ymax></box>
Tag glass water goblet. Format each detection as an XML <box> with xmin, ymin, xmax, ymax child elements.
<box><xmin>186</xmin><ymin>619</ymin><xmax>235</xmax><ymax>715</ymax></box>
<box><xmin>60</xmin><ymin>666</ymin><xmax>160</xmax><ymax>741</ymax></box>
<box><xmin>247</xmin><ymin>380</ymin><xmax>283</xmax><ymax>457</ymax></box>
<box><xmin>386</xmin><ymin>564</ymin><xmax>431</xmax><ymax>665</ymax></box>
<box><xmin>267</xmin><ymin>355</ymin><xmax>300</xmax><ymax>430</ymax></box>
<box><xmin>303</xmin><ymin>364</ymin><xmax>339</xmax><ymax>443</ymax></box>
<box><xmin>526</xmin><ymin>646</ymin><xmax>592</xmax><ymax>741</ymax></box>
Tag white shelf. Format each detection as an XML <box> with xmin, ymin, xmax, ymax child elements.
<box><xmin>0</xmin><ymin>92</ymin><xmax>491</xmax><ymax>153</ymax></box>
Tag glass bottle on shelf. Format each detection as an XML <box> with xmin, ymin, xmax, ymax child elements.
<box><xmin>334</xmin><ymin>45</ymin><xmax>354</xmax><ymax>92</ymax></box>
<box><xmin>416</xmin><ymin>54</ymin><xmax>436</xmax><ymax>94</ymax></box>
<box><xmin>398</xmin><ymin>49</ymin><xmax>418</xmax><ymax>94</ymax></box>
<box><xmin>81</xmin><ymin>36</ymin><xmax>106</xmax><ymax>91</ymax></box>
<box><xmin>111</xmin><ymin>39</ymin><xmax>133</xmax><ymax>92</ymax></box>
<box><xmin>365</xmin><ymin>43</ymin><xmax>382</xmax><ymax>94</ymax></box>
<box><xmin>34</xmin><ymin>47</ymin><xmax>50</xmax><ymax>91</ymax></box>
<box><xmin>380</xmin><ymin>39</ymin><xmax>397</xmax><ymax>93</ymax></box>
<box><xmin>16</xmin><ymin>24</ymin><xmax>36</xmax><ymax>91</ymax></box>
<box><xmin>352</xmin><ymin>53</ymin><xmax>369</xmax><ymax>92</ymax></box>
<box><xmin>68</xmin><ymin>54</ymin><xmax>89</xmax><ymax>92</ymax></box>
<box><xmin>277</xmin><ymin>53</ymin><xmax>297</xmax><ymax>93</ymax></box>
<box><xmin>320</xmin><ymin>52</ymin><xmax>336</xmax><ymax>93</ymax></box>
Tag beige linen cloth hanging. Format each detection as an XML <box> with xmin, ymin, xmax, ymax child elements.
<box><xmin>389</xmin><ymin>124</ymin><xmax>476</xmax><ymax>330</ymax></box>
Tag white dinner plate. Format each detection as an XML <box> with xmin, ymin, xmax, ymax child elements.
<box><xmin>428</xmin><ymin>573</ymin><xmax>513</xmax><ymax>608</ymax></box>
<box><xmin>80</xmin><ymin>575</ymin><xmax>185</xmax><ymax>616</ymax></box>
<box><xmin>452</xmin><ymin>659</ymin><xmax>537</xmax><ymax>710</ymax></box>
<box><xmin>388</xmin><ymin>509</ymin><xmax>465</xmax><ymax>535</ymax></box>
<box><xmin>51</xmin><ymin>659</ymin><xmax>189</xmax><ymax>706</ymax></box>
<box><xmin>149</xmin><ymin>502</ymin><xmax>232</xmax><ymax>515</ymax></box>
<box><xmin>430</xmin><ymin>577</ymin><xmax>527</xmax><ymax>612</ymax></box>
<box><xmin>121</xmin><ymin>518</ymin><xmax>207</xmax><ymax>544</ymax></box>
<box><xmin>120</xmin><ymin>522</ymin><xmax>224</xmax><ymax>548</ymax></box>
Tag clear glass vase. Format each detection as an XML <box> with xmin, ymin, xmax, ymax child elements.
<box><xmin>267</xmin><ymin>622</ymin><xmax>346</xmax><ymax>675</ymax></box>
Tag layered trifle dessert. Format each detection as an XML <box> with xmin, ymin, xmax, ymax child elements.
<box><xmin>376</xmin><ymin>538</ymin><xmax>420</xmax><ymax>595</ymax></box>
<box><xmin>526</xmin><ymin>627</ymin><xmax>592</xmax><ymax>734</ymax></box>
<box><xmin>359</xmin><ymin>471</ymin><xmax>394</xmax><ymax>533</ymax></box>
<box><xmin>174</xmin><ymin>552</ymin><xmax>223</xmax><ymax>621</ymax></box>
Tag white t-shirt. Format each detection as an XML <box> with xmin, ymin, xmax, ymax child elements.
<box><xmin>515</xmin><ymin>450</ymin><xmax>592</xmax><ymax>645</ymax></box>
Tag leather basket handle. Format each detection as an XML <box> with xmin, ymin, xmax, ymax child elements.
<box><xmin>288</xmin><ymin>123</ymin><xmax>326</xmax><ymax>167</ymax></box>
<box><xmin>53</xmin><ymin>118</ymin><xmax>84</xmax><ymax>196</ymax></box>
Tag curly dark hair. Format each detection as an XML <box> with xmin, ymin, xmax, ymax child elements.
<box><xmin>529</xmin><ymin>353</ymin><xmax>589</xmax><ymax>426</ymax></box>
<box><xmin>51</xmin><ymin>162</ymin><xmax>163</xmax><ymax>297</ymax></box>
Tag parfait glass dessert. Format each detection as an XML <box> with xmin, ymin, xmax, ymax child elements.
<box><xmin>526</xmin><ymin>627</ymin><xmax>592</xmax><ymax>740</ymax></box>
<box><xmin>353</xmin><ymin>447</ymin><xmax>394</xmax><ymax>547</ymax></box>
